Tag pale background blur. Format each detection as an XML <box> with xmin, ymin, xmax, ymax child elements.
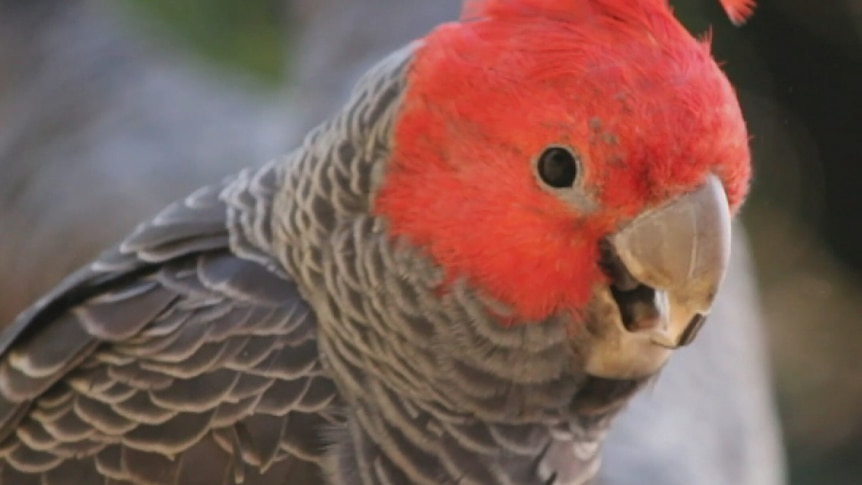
<box><xmin>1</xmin><ymin>0</ymin><xmax>860</xmax><ymax>483</ymax></box>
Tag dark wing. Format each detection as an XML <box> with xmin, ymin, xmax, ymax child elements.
<box><xmin>0</xmin><ymin>170</ymin><xmax>337</xmax><ymax>485</ymax></box>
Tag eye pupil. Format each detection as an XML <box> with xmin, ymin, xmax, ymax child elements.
<box><xmin>538</xmin><ymin>147</ymin><xmax>578</xmax><ymax>188</ymax></box>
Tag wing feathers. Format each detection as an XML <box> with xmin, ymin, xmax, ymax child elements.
<box><xmin>0</xmin><ymin>171</ymin><xmax>332</xmax><ymax>484</ymax></box>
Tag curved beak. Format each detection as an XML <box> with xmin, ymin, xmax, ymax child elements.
<box><xmin>581</xmin><ymin>175</ymin><xmax>732</xmax><ymax>379</ymax></box>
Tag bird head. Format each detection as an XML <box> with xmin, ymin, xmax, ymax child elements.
<box><xmin>374</xmin><ymin>0</ymin><xmax>754</xmax><ymax>379</ymax></box>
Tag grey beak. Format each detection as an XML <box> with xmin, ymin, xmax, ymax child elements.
<box><xmin>607</xmin><ymin>174</ymin><xmax>732</xmax><ymax>348</ymax></box>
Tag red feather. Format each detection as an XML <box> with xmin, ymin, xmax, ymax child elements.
<box><xmin>719</xmin><ymin>0</ymin><xmax>757</xmax><ymax>25</ymax></box>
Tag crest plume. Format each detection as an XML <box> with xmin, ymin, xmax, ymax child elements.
<box><xmin>463</xmin><ymin>0</ymin><xmax>757</xmax><ymax>24</ymax></box>
<box><xmin>719</xmin><ymin>0</ymin><xmax>756</xmax><ymax>25</ymax></box>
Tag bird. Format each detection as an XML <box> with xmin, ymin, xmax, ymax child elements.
<box><xmin>0</xmin><ymin>0</ymin><xmax>766</xmax><ymax>483</ymax></box>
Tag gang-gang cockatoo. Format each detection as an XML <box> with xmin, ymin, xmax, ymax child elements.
<box><xmin>0</xmin><ymin>0</ymin><xmax>758</xmax><ymax>483</ymax></box>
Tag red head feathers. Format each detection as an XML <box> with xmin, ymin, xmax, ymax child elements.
<box><xmin>374</xmin><ymin>0</ymin><xmax>753</xmax><ymax>322</ymax></box>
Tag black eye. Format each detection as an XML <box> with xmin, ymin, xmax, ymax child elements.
<box><xmin>537</xmin><ymin>147</ymin><xmax>579</xmax><ymax>188</ymax></box>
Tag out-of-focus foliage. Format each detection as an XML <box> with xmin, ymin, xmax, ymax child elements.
<box><xmin>117</xmin><ymin>0</ymin><xmax>286</xmax><ymax>83</ymax></box>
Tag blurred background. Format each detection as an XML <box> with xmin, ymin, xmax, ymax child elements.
<box><xmin>0</xmin><ymin>0</ymin><xmax>859</xmax><ymax>484</ymax></box>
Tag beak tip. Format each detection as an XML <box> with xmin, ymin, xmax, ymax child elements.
<box><xmin>677</xmin><ymin>313</ymin><xmax>708</xmax><ymax>347</ymax></box>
